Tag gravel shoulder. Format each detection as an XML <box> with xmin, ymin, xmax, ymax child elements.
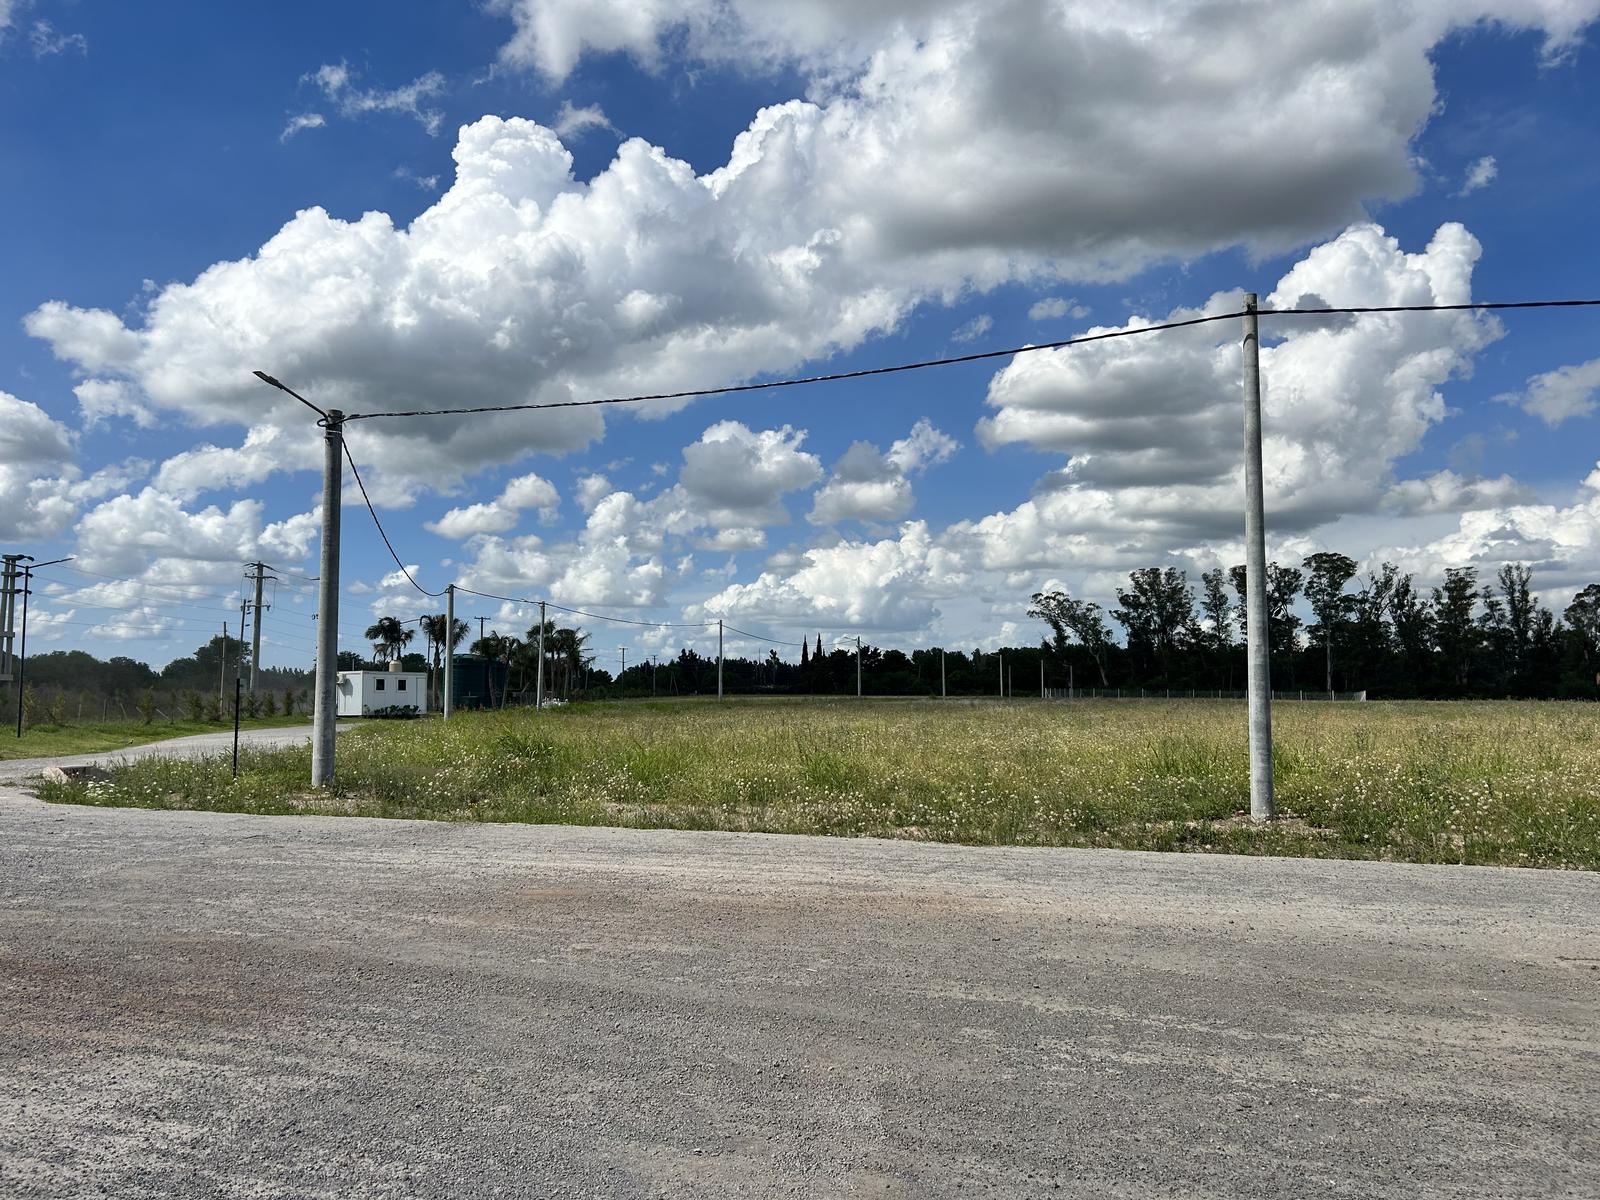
<box><xmin>1</xmin><ymin>795</ymin><xmax>1597</xmax><ymax>1198</ymax></box>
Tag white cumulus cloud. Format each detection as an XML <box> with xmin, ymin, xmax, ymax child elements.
<box><xmin>1457</xmin><ymin>155</ymin><xmax>1498</xmax><ymax>196</ymax></box>
<box><xmin>1495</xmin><ymin>357</ymin><xmax>1600</xmax><ymax>426</ymax></box>
<box><xmin>425</xmin><ymin>471</ymin><xmax>560</xmax><ymax>539</ymax></box>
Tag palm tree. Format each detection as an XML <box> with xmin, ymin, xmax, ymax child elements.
<box><xmin>420</xmin><ymin>613</ymin><xmax>469</xmax><ymax>707</ymax></box>
<box><xmin>364</xmin><ymin>616</ymin><xmax>413</xmax><ymax>666</ymax></box>
<box><xmin>470</xmin><ymin>633</ymin><xmax>520</xmax><ymax>708</ymax></box>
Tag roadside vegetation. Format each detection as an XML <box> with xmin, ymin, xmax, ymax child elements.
<box><xmin>2</xmin><ymin>714</ymin><xmax>311</xmax><ymax>761</ymax></box>
<box><xmin>35</xmin><ymin>698</ymin><xmax>1600</xmax><ymax>869</ymax></box>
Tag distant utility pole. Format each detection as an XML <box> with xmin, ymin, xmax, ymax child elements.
<box><xmin>1040</xmin><ymin>659</ymin><xmax>1045</xmax><ymax>699</ymax></box>
<box><xmin>854</xmin><ymin>636</ymin><xmax>862</xmax><ymax>697</ymax></box>
<box><xmin>619</xmin><ymin>646</ymin><xmax>626</xmax><ymax>688</ymax></box>
<box><xmin>219</xmin><ymin>621</ymin><xmax>228</xmax><ymax>705</ymax></box>
<box><xmin>650</xmin><ymin>655</ymin><xmax>657</xmax><ymax>697</ymax></box>
<box><xmin>6</xmin><ymin>555</ymin><xmax>70</xmax><ymax>738</ymax></box>
<box><xmin>717</xmin><ymin>620</ymin><xmax>724</xmax><ymax>699</ymax></box>
<box><xmin>0</xmin><ymin>555</ymin><xmax>20</xmax><ymax>688</ymax></box>
<box><xmin>477</xmin><ymin>616</ymin><xmax>488</xmax><ymax>642</ymax></box>
<box><xmin>998</xmin><ymin>654</ymin><xmax>1004</xmax><ymax>698</ymax></box>
<box><xmin>940</xmin><ymin>649</ymin><xmax>946</xmax><ymax>699</ymax></box>
<box><xmin>244</xmin><ymin>561</ymin><xmax>275</xmax><ymax>695</ymax></box>
<box><xmin>535</xmin><ymin>600</ymin><xmax>546</xmax><ymax>710</ymax></box>
<box><xmin>443</xmin><ymin>584</ymin><xmax>455</xmax><ymax>720</ymax></box>
<box><xmin>1241</xmin><ymin>292</ymin><xmax>1274</xmax><ymax>821</ymax></box>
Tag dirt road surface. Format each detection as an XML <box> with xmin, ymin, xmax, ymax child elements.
<box><xmin>1</xmin><ymin>790</ymin><xmax>1596</xmax><ymax>1198</ymax></box>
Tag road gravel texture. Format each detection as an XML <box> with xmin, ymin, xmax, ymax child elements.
<box><xmin>0</xmin><ymin>754</ymin><xmax>1597</xmax><ymax>1197</ymax></box>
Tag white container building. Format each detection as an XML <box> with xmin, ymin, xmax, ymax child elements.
<box><xmin>335</xmin><ymin>664</ymin><xmax>429</xmax><ymax>717</ymax></box>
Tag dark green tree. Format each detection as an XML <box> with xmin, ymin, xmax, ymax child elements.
<box><xmin>1028</xmin><ymin>589</ymin><xmax>1113</xmax><ymax>687</ymax></box>
<box><xmin>1112</xmin><ymin>568</ymin><xmax>1195</xmax><ymax>682</ymax></box>
<box><xmin>1431</xmin><ymin>567</ymin><xmax>1480</xmax><ymax>692</ymax></box>
<box><xmin>1302</xmin><ymin>551</ymin><xmax>1358</xmax><ymax>693</ymax></box>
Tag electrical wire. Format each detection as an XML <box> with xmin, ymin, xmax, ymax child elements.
<box><xmin>451</xmin><ymin>585</ymin><xmax>711</xmax><ymax>628</ymax></box>
<box><xmin>341</xmin><ymin>312</ymin><xmax>1242</xmax><ymax>421</ymax></box>
<box><xmin>339</xmin><ymin>299</ymin><xmax>1600</xmax><ymax>423</ymax></box>
<box><xmin>1256</xmin><ymin>299</ymin><xmax>1600</xmax><ymax>316</ymax></box>
<box><xmin>340</xmin><ymin>441</ymin><xmax>450</xmax><ymax>598</ymax></box>
<box><xmin>721</xmin><ymin>624</ymin><xmax>808</xmax><ymax>647</ymax></box>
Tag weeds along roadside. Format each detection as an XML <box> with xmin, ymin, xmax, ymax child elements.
<box><xmin>35</xmin><ymin>698</ymin><xmax>1600</xmax><ymax>870</ymax></box>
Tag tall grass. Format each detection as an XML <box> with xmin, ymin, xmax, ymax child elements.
<box><xmin>37</xmin><ymin>698</ymin><xmax>1600</xmax><ymax>869</ymax></box>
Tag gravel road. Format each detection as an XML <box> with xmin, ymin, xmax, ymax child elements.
<box><xmin>1</xmin><ymin>790</ymin><xmax>1596</xmax><ymax>1199</ymax></box>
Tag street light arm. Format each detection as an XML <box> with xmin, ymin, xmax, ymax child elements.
<box><xmin>253</xmin><ymin>371</ymin><xmax>329</xmax><ymax>420</ymax></box>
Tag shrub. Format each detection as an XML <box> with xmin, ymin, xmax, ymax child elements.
<box><xmin>364</xmin><ymin>704</ymin><xmax>421</xmax><ymax>719</ymax></box>
<box><xmin>137</xmin><ymin>689</ymin><xmax>157</xmax><ymax>725</ymax></box>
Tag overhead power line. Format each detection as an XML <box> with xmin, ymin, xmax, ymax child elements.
<box><xmin>341</xmin><ymin>442</ymin><xmax>449</xmax><ymax>598</ymax></box>
<box><xmin>453</xmin><ymin>585</ymin><xmax>708</xmax><ymax>628</ymax></box>
<box><xmin>264</xmin><ymin>294</ymin><xmax>1600</xmax><ymax>671</ymax></box>
<box><xmin>340</xmin><ymin>298</ymin><xmax>1600</xmax><ymax>423</ymax></box>
<box><xmin>342</xmin><ymin>312</ymin><xmax>1240</xmax><ymax>421</ymax></box>
<box><xmin>722</xmin><ymin>624</ymin><xmax>808</xmax><ymax>648</ymax></box>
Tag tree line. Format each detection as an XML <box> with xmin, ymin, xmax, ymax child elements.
<box><xmin>1030</xmin><ymin>557</ymin><xmax>1600</xmax><ymax>699</ymax></box>
<box><xmin>10</xmin><ymin>553</ymin><xmax>1596</xmax><ymax>726</ymax></box>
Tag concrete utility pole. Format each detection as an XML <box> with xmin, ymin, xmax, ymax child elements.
<box><xmin>717</xmin><ymin>620</ymin><xmax>724</xmax><ymax>699</ymax></box>
<box><xmin>8</xmin><ymin>556</ymin><xmax>32</xmax><ymax>736</ymax></box>
<box><xmin>443</xmin><ymin>584</ymin><xmax>455</xmax><ymax>720</ymax></box>
<box><xmin>0</xmin><ymin>555</ymin><xmax>20</xmax><ymax>686</ymax></box>
<box><xmin>1241</xmin><ymin>294</ymin><xmax>1275</xmax><ymax>821</ymax></box>
<box><xmin>245</xmin><ymin>561</ymin><xmax>274</xmax><ymax>695</ymax></box>
<box><xmin>11</xmin><ymin>560</ymin><xmax>74</xmax><ymax>739</ymax></box>
<box><xmin>535</xmin><ymin>600</ymin><xmax>546</xmax><ymax>710</ymax></box>
<box><xmin>619</xmin><ymin>646</ymin><xmax>626</xmax><ymax>689</ymax></box>
<box><xmin>251</xmin><ymin>373</ymin><xmax>341</xmax><ymax>783</ymax></box>
<box><xmin>311</xmin><ymin>409</ymin><xmax>344</xmax><ymax>788</ymax></box>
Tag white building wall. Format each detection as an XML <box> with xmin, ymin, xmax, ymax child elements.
<box><xmin>335</xmin><ymin>671</ymin><xmax>429</xmax><ymax>717</ymax></box>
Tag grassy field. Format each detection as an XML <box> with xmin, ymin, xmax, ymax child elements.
<box><xmin>1</xmin><ymin>714</ymin><xmax>313</xmax><ymax>760</ymax></box>
<box><xmin>32</xmin><ymin>697</ymin><xmax>1600</xmax><ymax>869</ymax></box>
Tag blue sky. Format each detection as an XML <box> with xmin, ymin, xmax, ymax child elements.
<box><xmin>3</xmin><ymin>0</ymin><xmax>1599</xmax><ymax>670</ymax></box>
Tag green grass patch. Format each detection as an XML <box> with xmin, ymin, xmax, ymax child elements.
<box><xmin>34</xmin><ymin>698</ymin><xmax>1600</xmax><ymax>869</ymax></box>
<box><xmin>1</xmin><ymin>714</ymin><xmax>314</xmax><ymax>761</ymax></box>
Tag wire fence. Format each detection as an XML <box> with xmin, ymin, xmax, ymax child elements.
<box><xmin>1040</xmin><ymin>688</ymin><xmax>1368</xmax><ymax>702</ymax></box>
